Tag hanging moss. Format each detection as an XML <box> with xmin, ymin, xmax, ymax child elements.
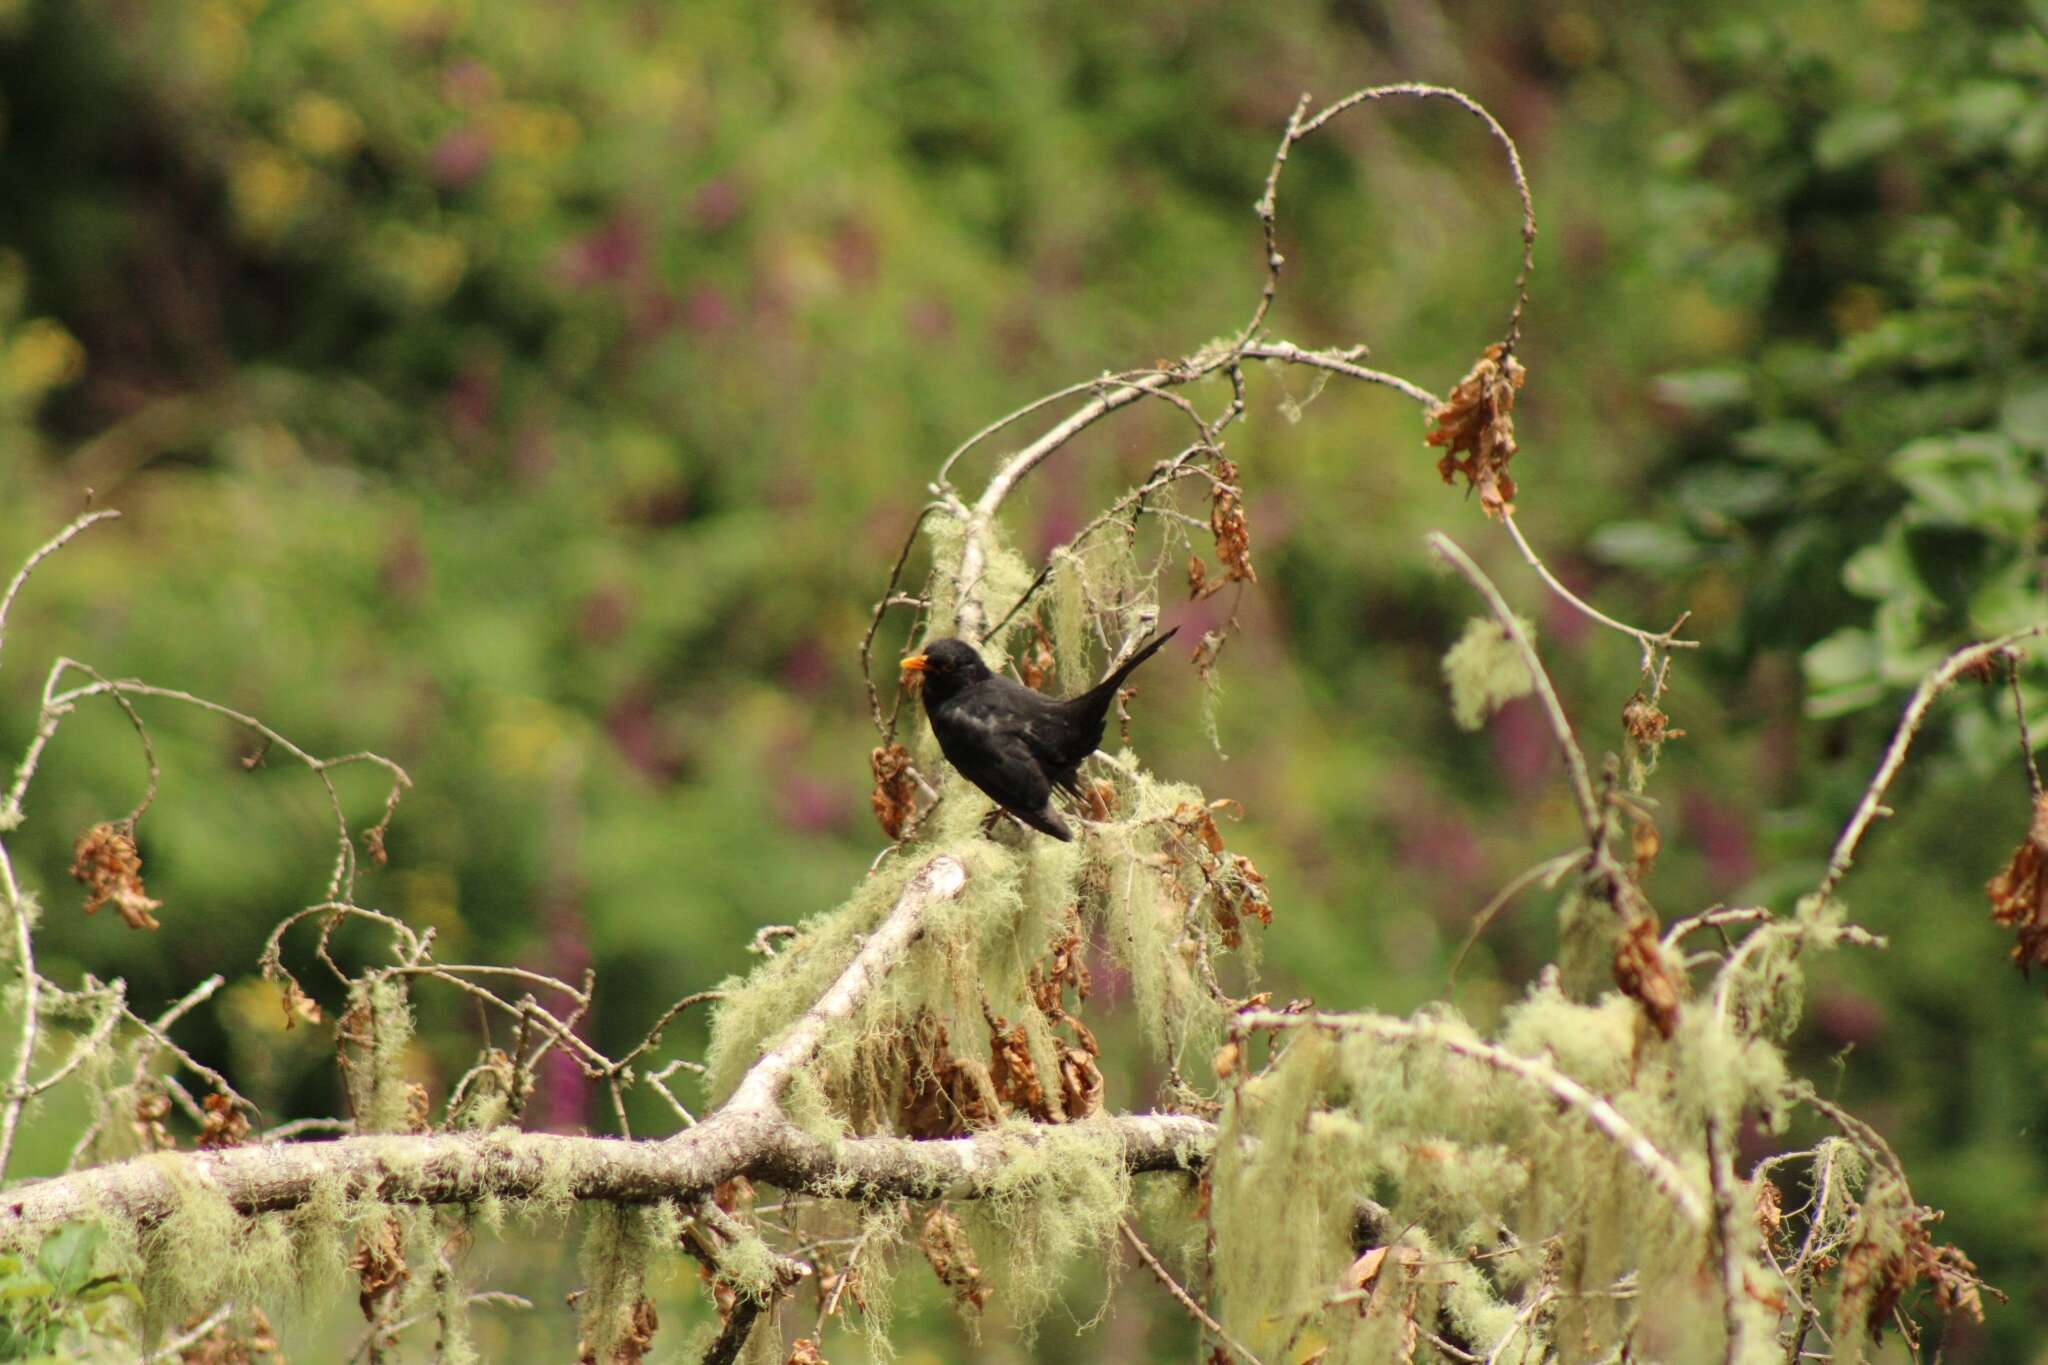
<box><xmin>960</xmin><ymin>1120</ymin><xmax>1134</xmax><ymax>1331</ymax></box>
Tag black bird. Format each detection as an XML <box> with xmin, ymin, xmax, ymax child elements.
<box><xmin>900</xmin><ymin>628</ymin><xmax>1179</xmax><ymax>841</ymax></box>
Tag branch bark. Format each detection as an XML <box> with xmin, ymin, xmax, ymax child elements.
<box><xmin>0</xmin><ymin>1112</ymin><xmax>1214</xmax><ymax>1239</ymax></box>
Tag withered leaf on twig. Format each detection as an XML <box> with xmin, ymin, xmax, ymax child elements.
<box><xmin>70</xmin><ymin>822</ymin><xmax>162</xmax><ymax>930</ymax></box>
<box><xmin>1208</xmin><ymin>457</ymin><xmax>1258</xmax><ymax>586</ymax></box>
<box><xmin>350</xmin><ymin>1218</ymin><xmax>409</xmax><ymax>1321</ymax></box>
<box><xmin>869</xmin><ymin>744</ymin><xmax>918</xmax><ymax>842</ymax></box>
<box><xmin>197</xmin><ymin>1093</ymin><xmax>250</xmax><ymax>1150</ymax></box>
<box><xmin>1425</xmin><ymin>343</ymin><xmax>1527</xmax><ymax>518</ymax></box>
<box><xmin>1987</xmin><ymin>793</ymin><xmax>2048</xmax><ymax>974</ymax></box>
<box><xmin>920</xmin><ymin>1207</ymin><xmax>990</xmax><ymax>1313</ymax></box>
<box><xmin>282</xmin><ymin>978</ymin><xmax>323</xmax><ymax>1029</ymax></box>
<box><xmin>1612</xmin><ymin>914</ymin><xmax>1680</xmax><ymax>1039</ymax></box>
<box><xmin>1018</xmin><ymin>619</ymin><xmax>1056</xmax><ymax>692</ymax></box>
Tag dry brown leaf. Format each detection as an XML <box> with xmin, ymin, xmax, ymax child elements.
<box><xmin>1058</xmin><ymin>1046</ymin><xmax>1104</xmax><ymax>1120</ymax></box>
<box><xmin>197</xmin><ymin>1093</ymin><xmax>250</xmax><ymax>1150</ymax></box>
<box><xmin>1208</xmin><ymin>457</ymin><xmax>1257</xmax><ymax>584</ymax></box>
<box><xmin>1346</xmin><ymin>1246</ymin><xmax>1389</xmax><ymax>1301</ymax></box>
<box><xmin>898</xmin><ymin>1014</ymin><xmax>998</xmax><ymax>1138</ymax></box>
<box><xmin>1018</xmin><ymin>620</ymin><xmax>1056</xmax><ymax>692</ymax></box>
<box><xmin>1612</xmin><ymin>914</ymin><xmax>1680</xmax><ymax>1039</ymax></box>
<box><xmin>1425</xmin><ymin>343</ymin><xmax>1527</xmax><ymax>518</ymax></box>
<box><xmin>70</xmin><ymin>822</ymin><xmax>162</xmax><ymax>930</ymax></box>
<box><xmin>1622</xmin><ymin>691</ymin><xmax>1684</xmax><ymax>748</ymax></box>
<box><xmin>868</xmin><ymin>744</ymin><xmax>918</xmax><ymax>842</ymax></box>
<box><xmin>920</xmin><ymin>1207</ymin><xmax>990</xmax><ymax>1313</ymax></box>
<box><xmin>1631</xmin><ymin>814</ymin><xmax>1662</xmax><ymax>881</ymax></box>
<box><xmin>350</xmin><ymin>1218</ymin><xmax>409</xmax><ymax>1321</ymax></box>
<box><xmin>785</xmin><ymin>1340</ymin><xmax>827</xmax><ymax>1365</ymax></box>
<box><xmin>404</xmin><ymin>1081</ymin><xmax>432</xmax><ymax>1134</ymax></box>
<box><xmin>1212</xmin><ymin>1039</ymin><xmax>1240</xmax><ymax>1081</ymax></box>
<box><xmin>1987</xmin><ymin>793</ymin><xmax>2048</xmax><ymax>973</ymax></box>
<box><xmin>985</xmin><ymin>1009</ymin><xmax>1050</xmax><ymax>1122</ymax></box>
<box><xmin>281</xmin><ymin>978</ymin><xmax>323</xmax><ymax>1029</ymax></box>
<box><xmin>1754</xmin><ymin>1177</ymin><xmax>1784</xmax><ymax>1249</ymax></box>
<box><xmin>133</xmin><ymin>1090</ymin><xmax>173</xmax><ymax>1152</ymax></box>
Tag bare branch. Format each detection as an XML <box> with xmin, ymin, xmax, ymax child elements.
<box><xmin>0</xmin><ymin>510</ymin><xmax>121</xmax><ymax>676</ymax></box>
<box><xmin>1817</xmin><ymin>628</ymin><xmax>2048</xmax><ymax>902</ymax></box>
<box><xmin>1121</xmin><ymin>1220</ymin><xmax>1267</xmax><ymax>1365</ymax></box>
<box><xmin>1429</xmin><ymin>532</ymin><xmax>1600</xmax><ymax>841</ymax></box>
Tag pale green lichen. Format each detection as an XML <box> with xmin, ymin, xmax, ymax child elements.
<box><xmin>576</xmin><ymin>1202</ymin><xmax>668</xmax><ymax>1361</ymax></box>
<box><xmin>1442</xmin><ymin>615</ymin><xmax>1537</xmax><ymax>731</ymax></box>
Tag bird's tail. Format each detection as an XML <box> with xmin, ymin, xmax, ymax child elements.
<box><xmin>1077</xmin><ymin>628</ymin><xmax>1181</xmax><ymax>730</ymax></box>
<box><xmin>1097</xmin><ymin>626</ymin><xmax>1180</xmax><ymax>696</ymax></box>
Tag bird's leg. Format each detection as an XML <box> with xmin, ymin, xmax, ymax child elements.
<box><xmin>979</xmin><ymin>806</ymin><xmax>1006</xmax><ymax>838</ymax></box>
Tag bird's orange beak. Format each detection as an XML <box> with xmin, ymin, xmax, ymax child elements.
<box><xmin>898</xmin><ymin>653</ymin><xmax>929</xmax><ymax>676</ymax></box>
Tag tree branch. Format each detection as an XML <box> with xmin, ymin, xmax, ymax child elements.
<box><xmin>0</xmin><ymin>1112</ymin><xmax>1214</xmax><ymax>1241</ymax></box>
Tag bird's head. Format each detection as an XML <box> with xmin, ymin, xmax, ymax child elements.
<box><xmin>899</xmin><ymin>637</ymin><xmax>991</xmax><ymax>702</ymax></box>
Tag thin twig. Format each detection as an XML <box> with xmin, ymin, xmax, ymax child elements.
<box><xmin>2008</xmin><ymin>652</ymin><xmax>2043</xmax><ymax>799</ymax></box>
<box><xmin>1501</xmin><ymin>510</ymin><xmax>1696</xmax><ymax>661</ymax></box>
<box><xmin>1448</xmin><ymin>850</ymin><xmax>1582</xmax><ymax>987</ymax></box>
<box><xmin>1121</xmin><ymin>1220</ymin><xmax>1267</xmax><ymax>1365</ymax></box>
<box><xmin>0</xmin><ymin>510</ymin><xmax>121</xmax><ymax>675</ymax></box>
<box><xmin>1429</xmin><ymin>532</ymin><xmax>1600</xmax><ymax>840</ymax></box>
<box><xmin>1817</xmin><ymin>628</ymin><xmax>2048</xmax><ymax>902</ymax></box>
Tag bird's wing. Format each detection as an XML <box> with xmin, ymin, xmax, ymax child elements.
<box><xmin>941</xmin><ymin>695</ymin><xmax>1060</xmax><ymax>811</ymax></box>
<box><xmin>961</xmin><ymin>686</ymin><xmax>1088</xmax><ymax>789</ymax></box>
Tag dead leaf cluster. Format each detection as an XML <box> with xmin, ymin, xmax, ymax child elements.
<box><xmin>868</xmin><ymin>743</ymin><xmax>919</xmax><ymax>842</ymax></box>
<box><xmin>70</xmin><ymin>821</ymin><xmax>162</xmax><ymax>930</ymax></box>
<box><xmin>1986</xmin><ymin>792</ymin><xmax>2048</xmax><ymax>973</ymax></box>
<box><xmin>1611</xmin><ymin>914</ymin><xmax>1680</xmax><ymax>1040</ymax></box>
<box><xmin>1425</xmin><ymin>343</ymin><xmax>1526</xmax><ymax>518</ymax></box>
<box><xmin>919</xmin><ymin>1208</ymin><xmax>990</xmax><ymax>1313</ymax></box>
<box><xmin>350</xmin><ymin>1218</ymin><xmax>409</xmax><ymax>1322</ymax></box>
<box><xmin>197</xmin><ymin>1093</ymin><xmax>250</xmax><ymax>1150</ymax></box>
<box><xmin>1168</xmin><ymin>802</ymin><xmax>1273</xmax><ymax>950</ymax></box>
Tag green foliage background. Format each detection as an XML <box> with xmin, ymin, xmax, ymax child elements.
<box><xmin>0</xmin><ymin>0</ymin><xmax>2044</xmax><ymax>1358</ymax></box>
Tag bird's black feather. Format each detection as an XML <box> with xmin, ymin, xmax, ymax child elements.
<box><xmin>909</xmin><ymin>629</ymin><xmax>1179</xmax><ymax>841</ymax></box>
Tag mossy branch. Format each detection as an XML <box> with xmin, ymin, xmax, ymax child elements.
<box><xmin>0</xmin><ymin>1112</ymin><xmax>1213</xmax><ymax>1243</ymax></box>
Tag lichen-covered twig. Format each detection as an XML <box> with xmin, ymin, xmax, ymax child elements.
<box><xmin>725</xmin><ymin>855</ymin><xmax>967</xmax><ymax>1115</ymax></box>
<box><xmin>0</xmin><ymin>1111</ymin><xmax>1215</xmax><ymax>1239</ymax></box>
<box><xmin>1236</xmin><ymin>1011</ymin><xmax>1708</xmax><ymax>1229</ymax></box>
